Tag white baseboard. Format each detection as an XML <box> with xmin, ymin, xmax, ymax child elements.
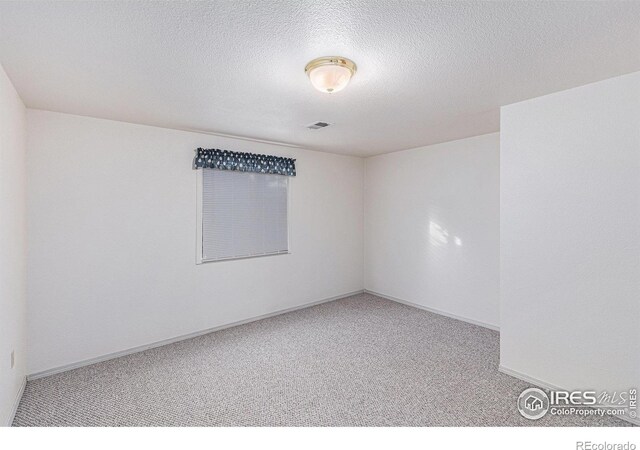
<box><xmin>27</xmin><ymin>289</ymin><xmax>365</xmax><ymax>381</ymax></box>
<box><xmin>499</xmin><ymin>365</ymin><xmax>639</xmax><ymax>427</ymax></box>
<box><xmin>4</xmin><ymin>376</ymin><xmax>26</xmax><ymax>427</ymax></box>
<box><xmin>364</xmin><ymin>289</ymin><xmax>499</xmax><ymax>331</ymax></box>
<box><xmin>498</xmin><ymin>365</ymin><xmax>562</xmax><ymax>391</ymax></box>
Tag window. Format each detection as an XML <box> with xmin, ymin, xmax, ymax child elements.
<box><xmin>197</xmin><ymin>169</ymin><xmax>289</xmax><ymax>263</ymax></box>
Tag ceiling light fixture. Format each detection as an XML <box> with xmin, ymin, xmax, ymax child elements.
<box><xmin>304</xmin><ymin>56</ymin><xmax>357</xmax><ymax>94</ymax></box>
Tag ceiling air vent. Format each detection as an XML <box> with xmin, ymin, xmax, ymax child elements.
<box><xmin>306</xmin><ymin>121</ymin><xmax>331</xmax><ymax>130</ymax></box>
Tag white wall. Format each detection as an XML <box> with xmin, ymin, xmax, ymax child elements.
<box><xmin>0</xmin><ymin>64</ymin><xmax>27</xmax><ymax>425</ymax></box>
<box><xmin>500</xmin><ymin>72</ymin><xmax>640</xmax><ymax>400</ymax></box>
<box><xmin>364</xmin><ymin>133</ymin><xmax>500</xmax><ymax>329</ymax></box>
<box><xmin>27</xmin><ymin>110</ymin><xmax>364</xmax><ymax>375</ymax></box>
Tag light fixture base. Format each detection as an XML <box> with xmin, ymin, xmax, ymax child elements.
<box><xmin>304</xmin><ymin>56</ymin><xmax>357</xmax><ymax>76</ymax></box>
<box><xmin>304</xmin><ymin>56</ymin><xmax>357</xmax><ymax>94</ymax></box>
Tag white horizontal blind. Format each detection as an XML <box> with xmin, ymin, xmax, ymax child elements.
<box><xmin>201</xmin><ymin>169</ymin><xmax>288</xmax><ymax>261</ymax></box>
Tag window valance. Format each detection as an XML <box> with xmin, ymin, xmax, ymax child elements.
<box><xmin>193</xmin><ymin>148</ymin><xmax>296</xmax><ymax>176</ymax></box>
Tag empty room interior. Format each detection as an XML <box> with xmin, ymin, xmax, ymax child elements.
<box><xmin>1</xmin><ymin>0</ymin><xmax>639</xmax><ymax>436</ymax></box>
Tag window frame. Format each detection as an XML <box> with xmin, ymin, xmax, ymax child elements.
<box><xmin>195</xmin><ymin>168</ymin><xmax>292</xmax><ymax>264</ymax></box>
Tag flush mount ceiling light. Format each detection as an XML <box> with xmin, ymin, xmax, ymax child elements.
<box><xmin>304</xmin><ymin>56</ymin><xmax>357</xmax><ymax>94</ymax></box>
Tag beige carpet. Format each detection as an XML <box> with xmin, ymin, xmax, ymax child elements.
<box><xmin>13</xmin><ymin>293</ymin><xmax>631</xmax><ymax>426</ymax></box>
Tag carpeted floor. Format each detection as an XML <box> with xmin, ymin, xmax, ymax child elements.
<box><xmin>13</xmin><ymin>293</ymin><xmax>631</xmax><ymax>426</ymax></box>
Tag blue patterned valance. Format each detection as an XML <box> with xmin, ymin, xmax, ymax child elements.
<box><xmin>193</xmin><ymin>148</ymin><xmax>296</xmax><ymax>176</ymax></box>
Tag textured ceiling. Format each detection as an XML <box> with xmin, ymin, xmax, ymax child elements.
<box><xmin>1</xmin><ymin>1</ymin><xmax>639</xmax><ymax>156</ymax></box>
